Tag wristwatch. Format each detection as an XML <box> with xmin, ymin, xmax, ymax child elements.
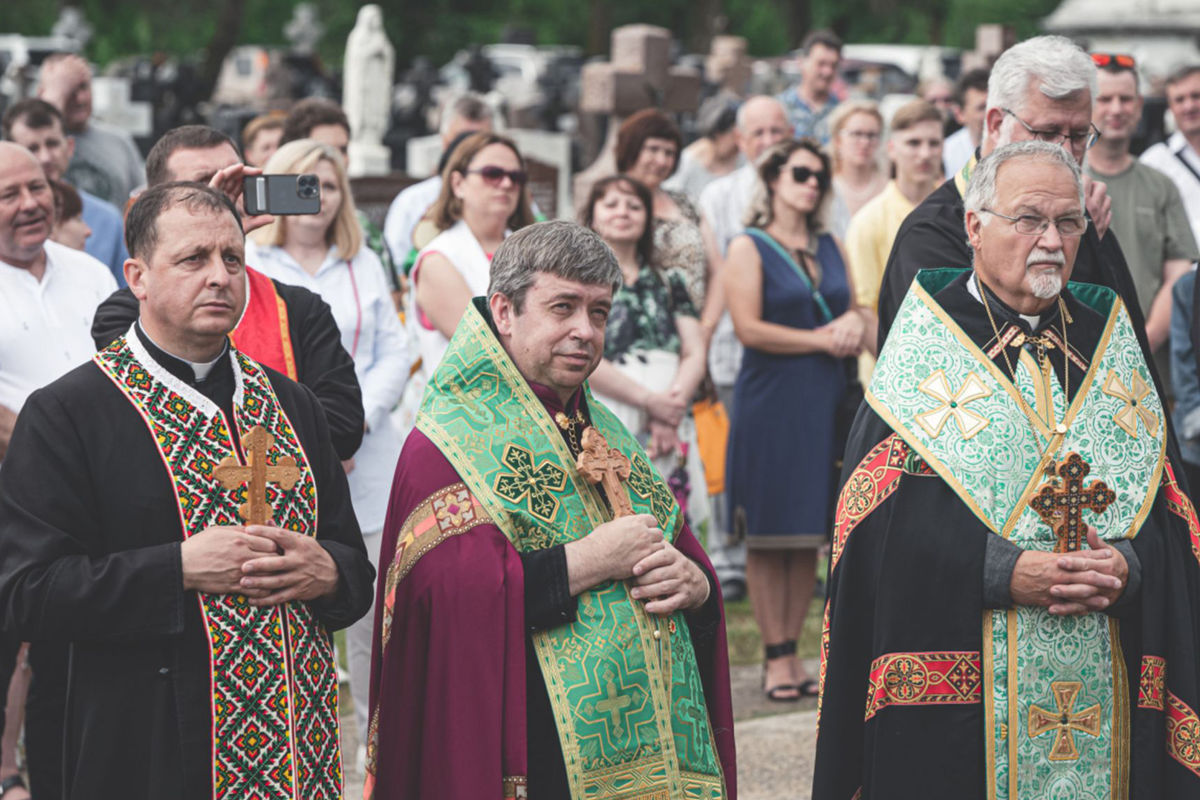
<box><xmin>0</xmin><ymin>775</ymin><xmax>25</xmax><ymax>796</ymax></box>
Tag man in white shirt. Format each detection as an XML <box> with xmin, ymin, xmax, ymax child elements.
<box><xmin>942</xmin><ymin>68</ymin><xmax>989</xmax><ymax>178</ymax></box>
<box><xmin>0</xmin><ymin>142</ymin><xmax>116</xmax><ymax>459</ymax></box>
<box><xmin>37</xmin><ymin>54</ymin><xmax>145</xmax><ymax>209</ymax></box>
<box><xmin>1141</xmin><ymin>66</ymin><xmax>1200</xmax><ymax>248</ymax></box>
<box><xmin>696</xmin><ymin>95</ymin><xmax>791</xmax><ymax>599</ymax></box>
<box><xmin>382</xmin><ymin>92</ymin><xmax>494</xmax><ymax>274</ymax></box>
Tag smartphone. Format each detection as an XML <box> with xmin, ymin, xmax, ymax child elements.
<box><xmin>243</xmin><ymin>174</ymin><xmax>321</xmax><ymax>215</ymax></box>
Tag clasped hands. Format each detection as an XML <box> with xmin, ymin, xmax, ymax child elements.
<box><xmin>181</xmin><ymin>525</ymin><xmax>339</xmax><ymax>607</ymax></box>
<box><xmin>1010</xmin><ymin>526</ymin><xmax>1127</xmax><ymax>615</ymax></box>
<box><xmin>818</xmin><ymin>309</ymin><xmax>867</xmax><ymax>358</ymax></box>
<box><xmin>565</xmin><ymin>514</ymin><xmax>710</xmax><ymax>615</ymax></box>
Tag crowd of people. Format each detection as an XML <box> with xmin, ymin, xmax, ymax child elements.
<box><xmin>0</xmin><ymin>28</ymin><xmax>1198</xmax><ymax>800</ymax></box>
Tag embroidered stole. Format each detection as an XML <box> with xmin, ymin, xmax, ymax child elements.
<box><xmin>229</xmin><ymin>267</ymin><xmax>298</xmax><ymax>380</ymax></box>
<box><xmin>867</xmin><ymin>269</ymin><xmax>1163</xmax><ymax>800</ymax></box>
<box><xmin>415</xmin><ymin>301</ymin><xmax>726</xmax><ymax>800</ymax></box>
<box><xmin>93</xmin><ymin>330</ymin><xmax>342</xmax><ymax>800</ymax></box>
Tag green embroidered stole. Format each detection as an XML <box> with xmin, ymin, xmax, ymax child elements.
<box><xmin>868</xmin><ymin>270</ymin><xmax>1161</xmax><ymax>800</ymax></box>
<box><xmin>416</xmin><ymin>301</ymin><xmax>726</xmax><ymax>800</ymax></box>
<box><xmin>93</xmin><ymin>330</ymin><xmax>342</xmax><ymax>800</ymax></box>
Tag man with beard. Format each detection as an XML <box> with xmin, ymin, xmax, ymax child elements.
<box><xmin>814</xmin><ymin>141</ymin><xmax>1200</xmax><ymax>798</ymax></box>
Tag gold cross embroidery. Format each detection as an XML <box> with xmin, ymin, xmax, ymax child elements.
<box><xmin>1102</xmin><ymin>370</ymin><xmax>1158</xmax><ymax>438</ymax></box>
<box><xmin>595</xmin><ymin>675</ymin><xmax>633</xmax><ymax>737</ymax></box>
<box><xmin>915</xmin><ymin>370</ymin><xmax>992</xmax><ymax>439</ymax></box>
<box><xmin>1028</xmin><ymin>681</ymin><xmax>1103</xmax><ymax>761</ymax></box>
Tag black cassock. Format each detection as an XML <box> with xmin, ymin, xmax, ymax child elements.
<box><xmin>813</xmin><ymin>275</ymin><xmax>1200</xmax><ymax>798</ymax></box>
<box><xmin>0</xmin><ymin>329</ymin><xmax>374</xmax><ymax>800</ymax></box>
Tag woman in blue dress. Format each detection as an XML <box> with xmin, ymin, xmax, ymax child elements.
<box><xmin>725</xmin><ymin>139</ymin><xmax>875</xmax><ymax>700</ymax></box>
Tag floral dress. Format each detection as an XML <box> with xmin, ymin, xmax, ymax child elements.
<box><xmin>604</xmin><ymin>261</ymin><xmax>698</xmax><ymax>363</ymax></box>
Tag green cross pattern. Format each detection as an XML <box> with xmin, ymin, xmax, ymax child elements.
<box><xmin>627</xmin><ymin>453</ymin><xmax>675</xmax><ymax>525</ymax></box>
<box><xmin>492</xmin><ymin>444</ymin><xmax>567</xmax><ymax>523</ymax></box>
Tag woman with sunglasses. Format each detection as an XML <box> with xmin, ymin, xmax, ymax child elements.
<box><xmin>826</xmin><ymin>101</ymin><xmax>887</xmax><ymax>239</ymax></box>
<box><xmin>725</xmin><ymin>139</ymin><xmax>873</xmax><ymax>701</ymax></box>
<box><xmin>582</xmin><ymin>175</ymin><xmax>710</xmax><ymax>525</ymax></box>
<box><xmin>249</xmin><ymin>138</ymin><xmax>412</xmax><ymax>756</ymax></box>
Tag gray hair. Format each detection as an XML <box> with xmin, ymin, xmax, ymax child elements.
<box><xmin>439</xmin><ymin>92</ymin><xmax>495</xmax><ymax>135</ymax></box>
<box><xmin>987</xmin><ymin>36</ymin><xmax>1097</xmax><ymax>122</ymax></box>
<box><xmin>736</xmin><ymin>95</ymin><xmax>788</xmax><ymax>133</ymax></box>
<box><xmin>488</xmin><ymin>220</ymin><xmax>621</xmax><ymax>312</ymax></box>
<box><xmin>963</xmin><ymin>140</ymin><xmax>1084</xmax><ymax>226</ymax></box>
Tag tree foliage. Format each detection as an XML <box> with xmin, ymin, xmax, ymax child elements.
<box><xmin>2</xmin><ymin>0</ymin><xmax>1063</xmax><ymax>74</ymax></box>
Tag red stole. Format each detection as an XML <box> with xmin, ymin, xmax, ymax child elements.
<box><xmin>230</xmin><ymin>267</ymin><xmax>299</xmax><ymax>380</ymax></box>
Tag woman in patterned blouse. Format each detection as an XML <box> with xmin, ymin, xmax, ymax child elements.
<box><xmin>581</xmin><ymin>175</ymin><xmax>708</xmax><ymax>479</ymax></box>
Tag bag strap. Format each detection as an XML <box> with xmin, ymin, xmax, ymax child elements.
<box><xmin>1173</xmin><ymin>147</ymin><xmax>1200</xmax><ymax>186</ymax></box>
<box><xmin>745</xmin><ymin>227</ymin><xmax>835</xmax><ymax>324</ymax></box>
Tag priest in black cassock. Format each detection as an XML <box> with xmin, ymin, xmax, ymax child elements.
<box><xmin>0</xmin><ymin>182</ymin><xmax>374</xmax><ymax>800</ymax></box>
<box><xmin>877</xmin><ymin>36</ymin><xmax>1145</xmax><ymax>360</ymax></box>
<box><xmin>814</xmin><ymin>141</ymin><xmax>1200</xmax><ymax>798</ymax></box>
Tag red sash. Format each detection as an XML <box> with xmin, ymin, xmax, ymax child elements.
<box><xmin>230</xmin><ymin>267</ymin><xmax>299</xmax><ymax>380</ymax></box>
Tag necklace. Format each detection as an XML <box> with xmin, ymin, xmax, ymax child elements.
<box><xmin>975</xmin><ymin>273</ymin><xmax>1073</xmax><ymax>475</ymax></box>
<box><xmin>555</xmin><ymin>410</ymin><xmax>586</xmax><ymax>454</ymax></box>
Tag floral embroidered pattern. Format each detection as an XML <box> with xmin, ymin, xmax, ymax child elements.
<box><xmin>864</xmin><ymin>651</ymin><xmax>982</xmax><ymax>721</ymax></box>
<box><xmin>1138</xmin><ymin>655</ymin><xmax>1166</xmax><ymax>711</ymax></box>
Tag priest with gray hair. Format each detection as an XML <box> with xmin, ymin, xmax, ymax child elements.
<box><xmin>875</xmin><ymin>35</ymin><xmax>1150</xmax><ymax>374</ymax></box>
<box><xmin>814</xmin><ymin>141</ymin><xmax>1200</xmax><ymax>798</ymax></box>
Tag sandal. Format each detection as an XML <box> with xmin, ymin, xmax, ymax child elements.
<box><xmin>762</xmin><ymin>641</ymin><xmax>800</xmax><ymax>702</ymax></box>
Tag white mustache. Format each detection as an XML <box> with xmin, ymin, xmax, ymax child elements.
<box><xmin>1026</xmin><ymin>248</ymin><xmax>1065</xmax><ymax>268</ymax></box>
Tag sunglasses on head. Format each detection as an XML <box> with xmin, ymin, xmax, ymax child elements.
<box><xmin>1091</xmin><ymin>53</ymin><xmax>1136</xmax><ymax>69</ymax></box>
<box><xmin>791</xmin><ymin>165</ymin><xmax>829</xmax><ymax>190</ymax></box>
<box><xmin>467</xmin><ymin>166</ymin><xmax>528</xmax><ymax>187</ymax></box>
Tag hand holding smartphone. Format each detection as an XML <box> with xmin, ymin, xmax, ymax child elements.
<box><xmin>243</xmin><ymin>174</ymin><xmax>322</xmax><ymax>216</ymax></box>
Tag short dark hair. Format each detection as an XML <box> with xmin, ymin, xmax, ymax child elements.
<box><xmin>280</xmin><ymin>98</ymin><xmax>350</xmax><ymax>145</ymax></box>
<box><xmin>580</xmin><ymin>174</ymin><xmax>656</xmax><ymax>266</ymax></box>
<box><xmin>145</xmin><ymin>125</ymin><xmax>240</xmax><ymax>187</ymax></box>
<box><xmin>615</xmin><ymin>109</ymin><xmax>682</xmax><ymax>174</ymax></box>
<box><xmin>802</xmin><ymin>30</ymin><xmax>842</xmax><ymax>56</ymax></box>
<box><xmin>125</xmin><ymin>182</ymin><xmax>243</xmax><ymax>260</ymax></box>
<box><xmin>954</xmin><ymin>68</ymin><xmax>990</xmax><ymax>106</ymax></box>
<box><xmin>50</xmin><ymin>178</ymin><xmax>82</xmax><ymax>221</ymax></box>
<box><xmin>2</xmin><ymin>98</ymin><xmax>64</xmax><ymax>138</ymax></box>
<box><xmin>1166</xmin><ymin>65</ymin><xmax>1200</xmax><ymax>90</ymax></box>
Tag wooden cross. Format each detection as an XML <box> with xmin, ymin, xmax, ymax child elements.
<box><xmin>576</xmin><ymin>427</ymin><xmax>634</xmax><ymax>518</ymax></box>
<box><xmin>595</xmin><ymin>675</ymin><xmax>633</xmax><ymax>736</ymax></box>
<box><xmin>213</xmin><ymin>425</ymin><xmax>301</xmax><ymax>525</ymax></box>
<box><xmin>1028</xmin><ymin>452</ymin><xmax>1116</xmax><ymax>553</ymax></box>
<box><xmin>1028</xmin><ymin>681</ymin><xmax>1102</xmax><ymax>761</ymax></box>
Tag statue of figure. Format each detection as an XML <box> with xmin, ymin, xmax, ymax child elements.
<box><xmin>344</xmin><ymin>4</ymin><xmax>394</xmax><ymax>176</ymax></box>
<box><xmin>51</xmin><ymin>7</ymin><xmax>93</xmax><ymax>51</ymax></box>
<box><xmin>284</xmin><ymin>3</ymin><xmax>324</xmax><ymax>57</ymax></box>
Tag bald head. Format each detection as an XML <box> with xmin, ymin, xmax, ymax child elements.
<box><xmin>736</xmin><ymin>96</ymin><xmax>791</xmax><ymax>162</ymax></box>
<box><xmin>0</xmin><ymin>142</ymin><xmax>55</xmax><ymax>270</ymax></box>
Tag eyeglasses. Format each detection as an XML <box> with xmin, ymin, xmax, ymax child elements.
<box><xmin>1091</xmin><ymin>53</ymin><xmax>1136</xmax><ymax>69</ymax></box>
<box><xmin>842</xmin><ymin>129</ymin><xmax>880</xmax><ymax>142</ymax></box>
<box><xmin>1001</xmin><ymin>108</ymin><xmax>1101</xmax><ymax>151</ymax></box>
<box><xmin>466</xmin><ymin>166</ymin><xmax>528</xmax><ymax>187</ymax></box>
<box><xmin>980</xmin><ymin>208</ymin><xmax>1089</xmax><ymax>237</ymax></box>
<box><xmin>790</xmin><ymin>165</ymin><xmax>829</xmax><ymax>190</ymax></box>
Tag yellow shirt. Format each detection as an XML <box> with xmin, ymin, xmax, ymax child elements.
<box><xmin>843</xmin><ymin>180</ymin><xmax>915</xmax><ymax>311</ymax></box>
<box><xmin>844</xmin><ymin>181</ymin><xmax>915</xmax><ymax>383</ymax></box>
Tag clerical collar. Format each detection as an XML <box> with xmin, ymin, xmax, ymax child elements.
<box><xmin>135</xmin><ymin>321</ymin><xmax>229</xmax><ymax>383</ymax></box>
<box><xmin>966</xmin><ymin>272</ymin><xmax>1044</xmax><ymax>330</ymax></box>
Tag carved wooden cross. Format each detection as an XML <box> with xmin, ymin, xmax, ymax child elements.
<box><xmin>1028</xmin><ymin>681</ymin><xmax>1102</xmax><ymax>761</ymax></box>
<box><xmin>1028</xmin><ymin>452</ymin><xmax>1116</xmax><ymax>553</ymax></box>
<box><xmin>214</xmin><ymin>425</ymin><xmax>301</xmax><ymax>525</ymax></box>
<box><xmin>576</xmin><ymin>427</ymin><xmax>635</xmax><ymax>518</ymax></box>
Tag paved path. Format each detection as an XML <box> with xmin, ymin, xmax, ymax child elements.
<box><xmin>340</xmin><ymin>660</ymin><xmax>821</xmax><ymax>799</ymax></box>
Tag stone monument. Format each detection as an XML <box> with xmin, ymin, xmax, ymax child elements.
<box><xmin>574</xmin><ymin>25</ymin><xmax>701</xmax><ymax>212</ymax></box>
<box><xmin>284</xmin><ymin>4</ymin><xmax>324</xmax><ymax>56</ymax></box>
<box><xmin>51</xmin><ymin>7</ymin><xmax>93</xmax><ymax>52</ymax></box>
<box><xmin>344</xmin><ymin>5</ymin><xmax>394</xmax><ymax>177</ymax></box>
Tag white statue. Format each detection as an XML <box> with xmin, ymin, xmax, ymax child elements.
<box><xmin>344</xmin><ymin>5</ymin><xmax>394</xmax><ymax>176</ymax></box>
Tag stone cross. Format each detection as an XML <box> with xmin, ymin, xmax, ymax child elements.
<box><xmin>284</xmin><ymin>3</ymin><xmax>324</xmax><ymax>57</ymax></box>
<box><xmin>1028</xmin><ymin>452</ymin><xmax>1116</xmax><ymax>553</ymax></box>
<box><xmin>214</xmin><ymin>426</ymin><xmax>301</xmax><ymax>526</ymax></box>
<box><xmin>51</xmin><ymin>7</ymin><xmax>93</xmax><ymax>51</ymax></box>
<box><xmin>1028</xmin><ymin>681</ymin><xmax>1102</xmax><ymax>761</ymax></box>
<box><xmin>576</xmin><ymin>427</ymin><xmax>634</xmax><ymax>518</ymax></box>
<box><xmin>574</xmin><ymin>24</ymin><xmax>702</xmax><ymax>211</ymax></box>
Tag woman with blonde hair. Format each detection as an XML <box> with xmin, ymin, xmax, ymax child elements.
<box><xmin>249</xmin><ymin>138</ymin><xmax>411</xmax><ymax>756</ymax></box>
<box><xmin>725</xmin><ymin>139</ymin><xmax>873</xmax><ymax>701</ymax></box>
<box><xmin>827</xmin><ymin>100</ymin><xmax>887</xmax><ymax>238</ymax></box>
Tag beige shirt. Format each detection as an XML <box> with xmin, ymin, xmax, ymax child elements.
<box><xmin>844</xmin><ymin>180</ymin><xmax>915</xmax><ymax>311</ymax></box>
